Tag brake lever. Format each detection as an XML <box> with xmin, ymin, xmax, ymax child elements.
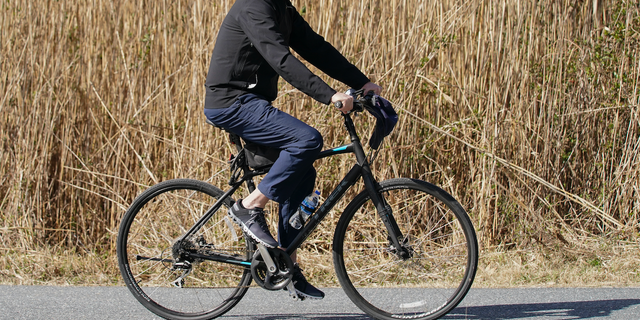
<box><xmin>363</xmin><ymin>90</ymin><xmax>375</xmax><ymax>98</ymax></box>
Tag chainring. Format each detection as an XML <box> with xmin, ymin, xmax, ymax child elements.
<box><xmin>251</xmin><ymin>247</ymin><xmax>293</xmax><ymax>291</ymax></box>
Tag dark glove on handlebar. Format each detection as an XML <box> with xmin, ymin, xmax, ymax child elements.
<box><xmin>366</xmin><ymin>95</ymin><xmax>398</xmax><ymax>149</ymax></box>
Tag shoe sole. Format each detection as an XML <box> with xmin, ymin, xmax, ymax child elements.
<box><xmin>227</xmin><ymin>209</ymin><xmax>277</xmax><ymax>249</ymax></box>
<box><xmin>287</xmin><ymin>287</ymin><xmax>324</xmax><ymax>300</ymax></box>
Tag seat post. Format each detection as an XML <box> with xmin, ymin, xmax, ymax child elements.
<box><xmin>227</xmin><ymin>133</ymin><xmax>244</xmax><ymax>153</ymax></box>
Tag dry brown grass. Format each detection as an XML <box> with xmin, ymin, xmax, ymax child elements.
<box><xmin>1</xmin><ymin>0</ymin><xmax>639</xmax><ymax>286</ymax></box>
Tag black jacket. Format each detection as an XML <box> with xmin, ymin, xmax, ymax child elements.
<box><xmin>204</xmin><ymin>0</ymin><xmax>370</xmax><ymax>109</ymax></box>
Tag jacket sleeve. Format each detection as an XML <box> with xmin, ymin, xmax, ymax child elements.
<box><xmin>289</xmin><ymin>11</ymin><xmax>370</xmax><ymax>91</ymax></box>
<box><xmin>237</xmin><ymin>3</ymin><xmax>337</xmax><ymax>105</ymax></box>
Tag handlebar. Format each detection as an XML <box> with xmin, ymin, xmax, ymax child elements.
<box><xmin>333</xmin><ymin>89</ymin><xmax>375</xmax><ymax>114</ymax></box>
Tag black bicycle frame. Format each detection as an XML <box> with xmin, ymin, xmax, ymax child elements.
<box><xmin>183</xmin><ymin>112</ymin><xmax>406</xmax><ymax>266</ymax></box>
<box><xmin>284</xmin><ymin>113</ymin><xmax>405</xmax><ymax>256</ymax></box>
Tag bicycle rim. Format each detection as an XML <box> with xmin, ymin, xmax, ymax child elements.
<box><xmin>333</xmin><ymin>178</ymin><xmax>478</xmax><ymax>320</ymax></box>
<box><xmin>117</xmin><ymin>179</ymin><xmax>253</xmax><ymax>320</ymax></box>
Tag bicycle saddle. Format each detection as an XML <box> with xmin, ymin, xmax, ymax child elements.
<box><xmin>205</xmin><ymin>118</ymin><xmax>280</xmax><ymax>170</ymax></box>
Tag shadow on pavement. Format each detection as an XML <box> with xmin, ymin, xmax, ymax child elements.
<box><xmin>222</xmin><ymin>314</ymin><xmax>370</xmax><ymax>319</ymax></box>
<box><xmin>445</xmin><ymin>299</ymin><xmax>640</xmax><ymax>319</ymax></box>
<box><xmin>222</xmin><ymin>299</ymin><xmax>640</xmax><ymax>319</ymax></box>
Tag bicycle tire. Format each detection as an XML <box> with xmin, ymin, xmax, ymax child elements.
<box><xmin>333</xmin><ymin>178</ymin><xmax>478</xmax><ymax>320</ymax></box>
<box><xmin>117</xmin><ymin>179</ymin><xmax>254</xmax><ymax>320</ymax></box>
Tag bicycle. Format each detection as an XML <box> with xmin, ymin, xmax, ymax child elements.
<box><xmin>116</xmin><ymin>90</ymin><xmax>478</xmax><ymax>320</ymax></box>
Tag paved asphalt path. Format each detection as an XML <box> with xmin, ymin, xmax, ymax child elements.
<box><xmin>0</xmin><ymin>286</ymin><xmax>638</xmax><ymax>319</ymax></box>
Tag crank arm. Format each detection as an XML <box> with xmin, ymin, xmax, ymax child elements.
<box><xmin>286</xmin><ymin>282</ymin><xmax>303</xmax><ymax>301</ymax></box>
<box><xmin>257</xmin><ymin>244</ymin><xmax>277</xmax><ymax>273</ymax></box>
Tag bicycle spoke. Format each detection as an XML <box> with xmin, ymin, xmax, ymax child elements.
<box><xmin>118</xmin><ymin>179</ymin><xmax>253</xmax><ymax>319</ymax></box>
<box><xmin>335</xmin><ymin>179</ymin><xmax>477</xmax><ymax>320</ymax></box>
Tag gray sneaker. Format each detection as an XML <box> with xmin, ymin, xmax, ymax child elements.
<box><xmin>228</xmin><ymin>200</ymin><xmax>279</xmax><ymax>248</ymax></box>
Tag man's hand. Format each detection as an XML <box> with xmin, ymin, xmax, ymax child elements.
<box><xmin>331</xmin><ymin>92</ymin><xmax>354</xmax><ymax>114</ymax></box>
<box><xmin>361</xmin><ymin>82</ymin><xmax>383</xmax><ymax>96</ymax></box>
<box><xmin>331</xmin><ymin>82</ymin><xmax>383</xmax><ymax>114</ymax></box>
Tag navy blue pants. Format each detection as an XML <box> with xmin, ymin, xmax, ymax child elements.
<box><xmin>204</xmin><ymin>94</ymin><xmax>323</xmax><ymax>248</ymax></box>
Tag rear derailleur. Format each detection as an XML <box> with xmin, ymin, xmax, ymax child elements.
<box><xmin>168</xmin><ymin>235</ymin><xmax>209</xmax><ymax>288</ymax></box>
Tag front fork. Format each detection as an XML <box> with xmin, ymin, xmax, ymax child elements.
<box><xmin>361</xmin><ymin>164</ymin><xmax>412</xmax><ymax>260</ymax></box>
<box><xmin>344</xmin><ymin>110</ymin><xmax>411</xmax><ymax>260</ymax></box>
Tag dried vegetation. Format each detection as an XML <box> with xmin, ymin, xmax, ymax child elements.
<box><xmin>1</xmin><ymin>0</ymin><xmax>639</xmax><ymax>286</ymax></box>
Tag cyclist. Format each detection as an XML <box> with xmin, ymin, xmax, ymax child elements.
<box><xmin>204</xmin><ymin>0</ymin><xmax>382</xmax><ymax>300</ymax></box>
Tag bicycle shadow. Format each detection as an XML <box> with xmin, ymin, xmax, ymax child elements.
<box><xmin>444</xmin><ymin>299</ymin><xmax>640</xmax><ymax>319</ymax></box>
<box><xmin>222</xmin><ymin>299</ymin><xmax>640</xmax><ymax>319</ymax></box>
<box><xmin>222</xmin><ymin>314</ymin><xmax>370</xmax><ymax>320</ymax></box>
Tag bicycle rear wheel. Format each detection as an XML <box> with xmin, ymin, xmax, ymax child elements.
<box><xmin>333</xmin><ymin>178</ymin><xmax>478</xmax><ymax>320</ymax></box>
<box><xmin>117</xmin><ymin>179</ymin><xmax>253</xmax><ymax>320</ymax></box>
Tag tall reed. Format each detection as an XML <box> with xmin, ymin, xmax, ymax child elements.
<box><xmin>1</xmin><ymin>0</ymin><xmax>638</xmax><ymax>283</ymax></box>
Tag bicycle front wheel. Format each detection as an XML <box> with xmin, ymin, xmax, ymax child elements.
<box><xmin>117</xmin><ymin>179</ymin><xmax>253</xmax><ymax>320</ymax></box>
<box><xmin>333</xmin><ymin>178</ymin><xmax>478</xmax><ymax>320</ymax></box>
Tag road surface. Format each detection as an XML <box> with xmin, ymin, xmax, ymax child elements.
<box><xmin>0</xmin><ymin>286</ymin><xmax>638</xmax><ymax>319</ymax></box>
